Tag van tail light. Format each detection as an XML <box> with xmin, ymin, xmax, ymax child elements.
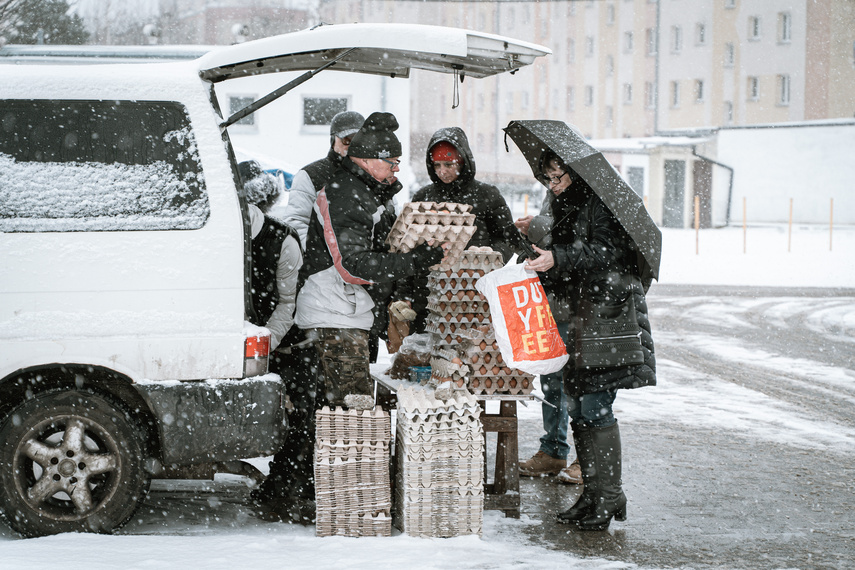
<box><xmin>244</xmin><ymin>332</ymin><xmax>270</xmax><ymax>377</ymax></box>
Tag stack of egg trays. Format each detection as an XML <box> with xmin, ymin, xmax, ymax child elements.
<box><xmin>314</xmin><ymin>406</ymin><xmax>392</xmax><ymax>537</ymax></box>
<box><xmin>463</xmin><ymin>338</ymin><xmax>535</xmax><ymax>396</ymax></box>
<box><xmin>385</xmin><ymin>201</ymin><xmax>477</xmax><ymax>270</ymax></box>
<box><xmin>393</xmin><ymin>387</ymin><xmax>484</xmax><ymax>538</ymax></box>
<box><xmin>423</xmin><ymin>247</ymin><xmax>535</xmax><ymax>395</ymax></box>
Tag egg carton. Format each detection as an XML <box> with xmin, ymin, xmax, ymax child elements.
<box><xmin>387</xmin><ymin>224</ymin><xmax>476</xmax><ymax>252</ymax></box>
<box><xmin>314</xmin><ymin>406</ymin><xmax>392</xmax><ymax>538</ymax></box>
<box><xmin>426</xmin><ymin>274</ymin><xmax>482</xmax><ymax>292</ymax></box>
<box><xmin>315</xmin><ymin>406</ymin><xmax>391</xmax><ymax>443</ymax></box>
<box><xmin>463</xmin><ymin>348</ymin><xmax>504</xmax><ymax>369</ymax></box>
<box><xmin>433</xmin><ymin>267</ymin><xmax>487</xmax><ymax>279</ymax></box>
<box><xmin>468</xmin><ymin>373</ymin><xmax>534</xmax><ymax>396</ymax></box>
<box><xmin>395</xmin><ymin>386</ymin><xmax>481</xmax><ymax>415</ymax></box>
<box><xmin>445</xmin><ymin>247</ymin><xmax>505</xmax><ymax>273</ymax></box>
<box><xmin>316</xmin><ymin>509</ymin><xmax>392</xmax><ymax>538</ymax></box>
<box><xmin>426</xmin><ymin>296</ymin><xmax>490</xmax><ymax>316</ymax></box>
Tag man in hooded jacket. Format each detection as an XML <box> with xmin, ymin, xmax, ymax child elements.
<box><xmin>405</xmin><ymin>127</ymin><xmax>519</xmax><ymax>332</ymax></box>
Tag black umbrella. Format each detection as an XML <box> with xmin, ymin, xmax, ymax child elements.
<box><xmin>504</xmin><ymin>119</ymin><xmax>662</xmax><ymax>285</ymax></box>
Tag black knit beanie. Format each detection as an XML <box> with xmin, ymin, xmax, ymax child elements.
<box><xmin>347</xmin><ymin>112</ymin><xmax>402</xmax><ymax>159</ymax></box>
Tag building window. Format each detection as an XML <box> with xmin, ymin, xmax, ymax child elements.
<box><xmin>229</xmin><ymin>96</ymin><xmax>256</xmax><ymax>126</ymax></box>
<box><xmin>303</xmin><ymin>97</ymin><xmax>347</xmax><ymax>127</ymax></box>
<box><xmin>724</xmin><ymin>42</ymin><xmax>735</xmax><ymax>67</ymax></box>
<box><xmin>606</xmin><ymin>106</ymin><xmax>614</xmax><ymax>127</ymax></box>
<box><xmin>778</xmin><ymin>74</ymin><xmax>791</xmax><ymax>105</ymax></box>
<box><xmin>522</xmin><ymin>91</ymin><xmax>530</xmax><ymax>110</ymax></box>
<box><xmin>552</xmin><ymin>88</ymin><xmax>560</xmax><ymax>110</ymax></box>
<box><xmin>568</xmin><ymin>38</ymin><xmax>576</xmax><ymax>63</ymax></box>
<box><xmin>671</xmin><ymin>81</ymin><xmax>680</xmax><ymax>108</ymax></box>
<box><xmin>671</xmin><ymin>26</ymin><xmax>682</xmax><ymax>53</ymax></box>
<box><xmin>624</xmin><ymin>31</ymin><xmax>634</xmax><ymax>52</ymax></box>
<box><xmin>586</xmin><ymin>36</ymin><xmax>595</xmax><ymax>57</ymax></box>
<box><xmin>747</xmin><ymin>76</ymin><xmax>759</xmax><ymax>100</ymax></box>
<box><xmin>623</xmin><ymin>83</ymin><xmax>633</xmax><ymax>104</ymax></box>
<box><xmin>695</xmin><ymin>79</ymin><xmax>705</xmax><ymax>102</ymax></box>
<box><xmin>646</xmin><ymin>28</ymin><xmax>658</xmax><ymax>55</ymax></box>
<box><xmin>606</xmin><ymin>55</ymin><xmax>614</xmax><ymax>76</ymax></box>
<box><xmin>645</xmin><ymin>81</ymin><xmax>656</xmax><ymax>109</ymax></box>
<box><xmin>506</xmin><ymin>92</ymin><xmax>514</xmax><ymax>113</ymax></box>
<box><xmin>749</xmin><ymin>16</ymin><xmax>761</xmax><ymax>41</ymax></box>
<box><xmin>779</xmin><ymin>12</ymin><xmax>792</xmax><ymax>43</ymax></box>
<box><xmin>723</xmin><ymin>101</ymin><xmax>733</xmax><ymax>125</ymax></box>
<box><xmin>725</xmin><ymin>0</ymin><xmax>735</xmax><ymax>8</ymax></box>
<box><xmin>696</xmin><ymin>23</ymin><xmax>706</xmax><ymax>45</ymax></box>
<box><xmin>585</xmin><ymin>85</ymin><xmax>594</xmax><ymax>106</ymax></box>
<box><xmin>607</xmin><ymin>4</ymin><xmax>615</xmax><ymax>25</ymax></box>
<box><xmin>567</xmin><ymin>86</ymin><xmax>576</xmax><ymax>112</ymax></box>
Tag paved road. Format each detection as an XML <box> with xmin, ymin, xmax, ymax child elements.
<box><xmin>515</xmin><ymin>285</ymin><xmax>855</xmax><ymax>569</ymax></box>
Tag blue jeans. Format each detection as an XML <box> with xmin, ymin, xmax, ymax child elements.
<box><xmin>567</xmin><ymin>390</ymin><xmax>617</xmax><ymax>429</ymax></box>
<box><xmin>539</xmin><ymin>321</ymin><xmax>571</xmax><ymax>459</ymax></box>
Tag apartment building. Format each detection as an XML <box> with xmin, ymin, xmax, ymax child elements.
<box><xmin>318</xmin><ymin>0</ymin><xmax>854</xmax><ymax>226</ymax></box>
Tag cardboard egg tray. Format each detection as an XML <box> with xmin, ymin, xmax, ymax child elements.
<box><xmin>444</xmin><ymin>246</ymin><xmax>505</xmax><ymax>273</ymax></box>
<box><xmin>314</xmin><ymin>406</ymin><xmax>392</xmax><ymax>538</ymax></box>
<box><xmin>426</xmin><ymin>295</ymin><xmax>490</xmax><ymax>317</ymax></box>
<box><xmin>428</xmin><ymin>356</ymin><xmax>469</xmax><ymax>389</ymax></box>
<box><xmin>393</xmin><ymin>387</ymin><xmax>483</xmax><ymax>538</ymax></box>
<box><xmin>385</xmin><ymin>201</ymin><xmax>478</xmax><ymax>269</ymax></box>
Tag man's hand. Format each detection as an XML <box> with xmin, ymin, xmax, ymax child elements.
<box><xmin>389</xmin><ymin>300</ymin><xmax>416</xmax><ymax>322</ymax></box>
<box><xmin>524</xmin><ymin>245</ymin><xmax>555</xmax><ymax>272</ymax></box>
<box><xmin>514</xmin><ymin>215</ymin><xmax>534</xmax><ymax>236</ymax></box>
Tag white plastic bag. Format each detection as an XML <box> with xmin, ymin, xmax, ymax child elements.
<box><xmin>475</xmin><ymin>262</ymin><xmax>569</xmax><ymax>375</ymax></box>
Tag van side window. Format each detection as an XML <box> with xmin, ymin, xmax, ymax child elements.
<box><xmin>0</xmin><ymin>100</ymin><xmax>210</xmax><ymax>232</ymax></box>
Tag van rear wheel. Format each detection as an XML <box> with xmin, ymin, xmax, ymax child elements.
<box><xmin>0</xmin><ymin>390</ymin><xmax>149</xmax><ymax>537</ymax></box>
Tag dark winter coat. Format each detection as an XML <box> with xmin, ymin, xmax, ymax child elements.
<box><xmin>542</xmin><ymin>184</ymin><xmax>656</xmax><ymax>396</ymax></box>
<box><xmin>295</xmin><ymin>157</ymin><xmax>420</xmax><ymax>340</ymax></box>
<box><xmin>413</xmin><ymin>127</ymin><xmax>517</xmax><ymax>259</ymax></box>
<box><xmin>406</xmin><ymin>127</ymin><xmax>519</xmax><ymax>331</ymax></box>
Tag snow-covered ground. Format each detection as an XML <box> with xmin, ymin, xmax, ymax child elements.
<box><xmin>1</xmin><ymin>224</ymin><xmax>852</xmax><ymax>568</ymax></box>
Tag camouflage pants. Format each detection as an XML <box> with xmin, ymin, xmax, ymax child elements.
<box><xmin>306</xmin><ymin>328</ymin><xmax>372</xmax><ymax>407</ymax></box>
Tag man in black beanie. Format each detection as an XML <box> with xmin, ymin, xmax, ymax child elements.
<box><xmin>295</xmin><ymin>111</ymin><xmax>447</xmax><ymax>405</ymax></box>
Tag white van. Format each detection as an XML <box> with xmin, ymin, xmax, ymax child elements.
<box><xmin>0</xmin><ymin>24</ymin><xmax>547</xmax><ymax>537</ymax></box>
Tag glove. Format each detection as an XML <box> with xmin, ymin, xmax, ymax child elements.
<box><xmin>389</xmin><ymin>300</ymin><xmax>416</xmax><ymax>321</ymax></box>
<box><xmin>410</xmin><ymin>241</ymin><xmax>444</xmax><ymax>269</ymax></box>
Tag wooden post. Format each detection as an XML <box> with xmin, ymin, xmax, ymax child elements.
<box><xmin>694</xmin><ymin>195</ymin><xmax>700</xmax><ymax>255</ymax></box>
<box><xmin>742</xmin><ymin>197</ymin><xmax>747</xmax><ymax>254</ymax></box>
<box><xmin>788</xmin><ymin>198</ymin><xmax>793</xmax><ymax>253</ymax></box>
<box><xmin>830</xmin><ymin>198</ymin><xmax>834</xmax><ymax>251</ymax></box>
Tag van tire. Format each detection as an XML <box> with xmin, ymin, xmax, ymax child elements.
<box><xmin>0</xmin><ymin>390</ymin><xmax>150</xmax><ymax>537</ymax></box>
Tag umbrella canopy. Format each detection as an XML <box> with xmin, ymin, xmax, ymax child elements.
<box><xmin>504</xmin><ymin>119</ymin><xmax>662</xmax><ymax>284</ymax></box>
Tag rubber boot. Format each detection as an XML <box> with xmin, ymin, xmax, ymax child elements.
<box><xmin>557</xmin><ymin>423</ymin><xmax>596</xmax><ymax>523</ymax></box>
<box><xmin>575</xmin><ymin>421</ymin><xmax>627</xmax><ymax>531</ymax></box>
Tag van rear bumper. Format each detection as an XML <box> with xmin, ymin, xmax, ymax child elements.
<box><xmin>136</xmin><ymin>375</ymin><xmax>287</xmax><ymax>465</ymax></box>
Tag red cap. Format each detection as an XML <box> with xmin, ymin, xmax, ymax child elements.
<box><xmin>430</xmin><ymin>141</ymin><xmax>461</xmax><ymax>163</ymax></box>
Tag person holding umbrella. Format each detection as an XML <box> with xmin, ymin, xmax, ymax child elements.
<box><xmin>506</xmin><ymin>120</ymin><xmax>659</xmax><ymax>532</ymax></box>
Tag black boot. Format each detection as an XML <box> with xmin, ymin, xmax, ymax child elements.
<box><xmin>557</xmin><ymin>423</ymin><xmax>596</xmax><ymax>523</ymax></box>
<box><xmin>575</xmin><ymin>421</ymin><xmax>627</xmax><ymax>531</ymax></box>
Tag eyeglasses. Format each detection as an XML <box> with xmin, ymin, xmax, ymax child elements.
<box><xmin>542</xmin><ymin>171</ymin><xmax>569</xmax><ymax>185</ymax></box>
<box><xmin>380</xmin><ymin>158</ymin><xmax>401</xmax><ymax>168</ymax></box>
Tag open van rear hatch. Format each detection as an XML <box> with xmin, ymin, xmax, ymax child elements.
<box><xmin>197</xmin><ymin>23</ymin><xmax>550</xmax><ymax>82</ymax></box>
<box><xmin>197</xmin><ymin>23</ymin><xmax>550</xmax><ymax>128</ymax></box>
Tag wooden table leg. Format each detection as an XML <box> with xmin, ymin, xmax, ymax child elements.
<box><xmin>481</xmin><ymin>400</ymin><xmax>520</xmax><ymax>518</ymax></box>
